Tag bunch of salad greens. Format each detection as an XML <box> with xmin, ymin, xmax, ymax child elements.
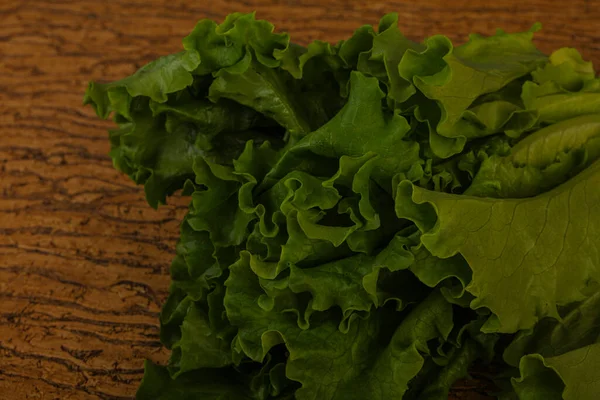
<box><xmin>85</xmin><ymin>12</ymin><xmax>600</xmax><ymax>400</ymax></box>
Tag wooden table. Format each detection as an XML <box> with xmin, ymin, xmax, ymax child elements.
<box><xmin>1</xmin><ymin>1</ymin><xmax>598</xmax><ymax>398</ymax></box>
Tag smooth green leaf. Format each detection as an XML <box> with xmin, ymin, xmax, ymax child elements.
<box><xmin>396</xmin><ymin>160</ymin><xmax>600</xmax><ymax>333</ymax></box>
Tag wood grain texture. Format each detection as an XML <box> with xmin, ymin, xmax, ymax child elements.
<box><xmin>1</xmin><ymin>0</ymin><xmax>598</xmax><ymax>398</ymax></box>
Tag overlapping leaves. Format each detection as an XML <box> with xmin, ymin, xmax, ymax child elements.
<box><xmin>85</xmin><ymin>12</ymin><xmax>600</xmax><ymax>400</ymax></box>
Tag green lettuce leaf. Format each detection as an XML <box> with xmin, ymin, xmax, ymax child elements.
<box><xmin>225</xmin><ymin>252</ymin><xmax>454</xmax><ymax>400</ymax></box>
<box><xmin>399</xmin><ymin>25</ymin><xmax>546</xmax><ymax>140</ymax></box>
<box><xmin>396</xmin><ymin>160</ymin><xmax>600</xmax><ymax>333</ymax></box>
<box><xmin>84</xmin><ymin>51</ymin><xmax>200</xmax><ymax>113</ymax></box>
<box><xmin>523</xmin><ymin>47</ymin><xmax>599</xmax><ymax>123</ymax></box>
<box><xmin>269</xmin><ymin>71</ymin><xmax>421</xmax><ymax>193</ymax></box>
<box><xmin>506</xmin><ymin>289</ymin><xmax>600</xmax><ymax>399</ymax></box>
<box><xmin>137</xmin><ymin>361</ymin><xmax>252</xmax><ymax>400</ymax></box>
<box><xmin>466</xmin><ymin>113</ymin><xmax>600</xmax><ymax>198</ymax></box>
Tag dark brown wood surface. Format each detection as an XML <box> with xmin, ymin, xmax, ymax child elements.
<box><xmin>1</xmin><ymin>0</ymin><xmax>598</xmax><ymax>398</ymax></box>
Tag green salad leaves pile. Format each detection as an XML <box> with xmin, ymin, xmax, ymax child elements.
<box><xmin>85</xmin><ymin>13</ymin><xmax>600</xmax><ymax>400</ymax></box>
